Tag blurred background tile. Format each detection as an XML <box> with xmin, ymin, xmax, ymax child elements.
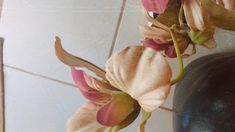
<box><xmin>1</xmin><ymin>0</ymin><xmax>235</xmax><ymax>132</ymax></box>
<box><xmin>0</xmin><ymin>0</ymin><xmax>123</xmax><ymax>84</ymax></box>
<box><xmin>111</xmin><ymin>0</ymin><xmax>146</xmax><ymax>53</ymax></box>
<box><xmin>4</xmin><ymin>67</ymin><xmax>83</xmax><ymax>132</ymax></box>
<box><xmin>0</xmin><ymin>0</ymin><xmax>3</xmax><ymax>19</ymax></box>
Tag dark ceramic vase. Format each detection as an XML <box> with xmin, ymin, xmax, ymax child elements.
<box><xmin>173</xmin><ymin>52</ymin><xmax>235</xmax><ymax>132</ymax></box>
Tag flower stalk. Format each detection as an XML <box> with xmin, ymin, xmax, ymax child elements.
<box><xmin>170</xmin><ymin>27</ymin><xmax>184</xmax><ymax>85</ymax></box>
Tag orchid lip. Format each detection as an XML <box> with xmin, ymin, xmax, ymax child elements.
<box><xmin>96</xmin><ymin>93</ymin><xmax>137</xmax><ymax>127</ymax></box>
<box><xmin>71</xmin><ymin>68</ymin><xmax>110</xmax><ymax>103</ymax></box>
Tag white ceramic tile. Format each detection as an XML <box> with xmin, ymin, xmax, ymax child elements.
<box><xmin>121</xmin><ymin>109</ymin><xmax>173</xmax><ymax>132</ymax></box>
<box><xmin>4</xmin><ymin>66</ymin><xmax>86</xmax><ymax>132</ymax></box>
<box><xmin>0</xmin><ymin>0</ymin><xmax>123</xmax><ymax>84</ymax></box>
<box><xmin>0</xmin><ymin>0</ymin><xmax>3</xmax><ymax>19</ymax></box>
<box><xmin>113</xmin><ymin>0</ymin><xmax>235</xmax><ymax>109</ymax></box>
<box><xmin>113</xmin><ymin>0</ymin><xmax>146</xmax><ymax>53</ymax></box>
<box><xmin>213</xmin><ymin>28</ymin><xmax>235</xmax><ymax>52</ymax></box>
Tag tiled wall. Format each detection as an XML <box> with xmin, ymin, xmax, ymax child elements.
<box><xmin>0</xmin><ymin>0</ymin><xmax>235</xmax><ymax>132</ymax></box>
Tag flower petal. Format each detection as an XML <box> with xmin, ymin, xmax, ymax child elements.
<box><xmin>141</xmin><ymin>0</ymin><xmax>169</xmax><ymax>14</ymax></box>
<box><xmin>213</xmin><ymin>0</ymin><xmax>235</xmax><ymax>10</ymax></box>
<box><xmin>55</xmin><ymin>37</ymin><xmax>106</xmax><ymax>80</ymax></box>
<box><xmin>105</xmin><ymin>46</ymin><xmax>172</xmax><ymax>112</ymax></box>
<box><xmin>203</xmin><ymin>38</ymin><xmax>216</xmax><ymax>49</ymax></box>
<box><xmin>139</xmin><ymin>26</ymin><xmax>171</xmax><ymax>42</ymax></box>
<box><xmin>71</xmin><ymin>68</ymin><xmax>111</xmax><ymax>104</ymax></box>
<box><xmin>117</xmin><ymin>103</ymin><xmax>141</xmax><ymax>129</ymax></box>
<box><xmin>82</xmin><ymin>70</ymin><xmax>120</xmax><ymax>94</ymax></box>
<box><xmin>183</xmin><ymin>0</ymin><xmax>214</xmax><ymax>31</ymax></box>
<box><xmin>143</xmin><ymin>39</ymin><xmax>170</xmax><ymax>51</ymax></box>
<box><xmin>165</xmin><ymin>45</ymin><xmax>176</xmax><ymax>58</ymax></box>
<box><xmin>183</xmin><ymin>0</ymin><xmax>204</xmax><ymax>31</ymax></box>
<box><xmin>97</xmin><ymin>93</ymin><xmax>137</xmax><ymax>127</ymax></box>
<box><xmin>155</xmin><ymin>0</ymin><xmax>180</xmax><ymax>27</ymax></box>
<box><xmin>202</xmin><ymin>0</ymin><xmax>235</xmax><ymax>31</ymax></box>
<box><xmin>223</xmin><ymin>0</ymin><xmax>235</xmax><ymax>10</ymax></box>
<box><xmin>165</xmin><ymin>39</ymin><xmax>189</xmax><ymax>58</ymax></box>
<box><xmin>67</xmin><ymin>103</ymin><xmax>119</xmax><ymax>132</ymax></box>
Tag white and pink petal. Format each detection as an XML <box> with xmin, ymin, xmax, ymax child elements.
<box><xmin>71</xmin><ymin>68</ymin><xmax>111</xmax><ymax>104</ymax></box>
<box><xmin>105</xmin><ymin>46</ymin><xmax>172</xmax><ymax>112</ymax></box>
<box><xmin>67</xmin><ymin>103</ymin><xmax>118</xmax><ymax>132</ymax></box>
<box><xmin>141</xmin><ymin>0</ymin><xmax>169</xmax><ymax>14</ymax></box>
<box><xmin>97</xmin><ymin>93</ymin><xmax>137</xmax><ymax>127</ymax></box>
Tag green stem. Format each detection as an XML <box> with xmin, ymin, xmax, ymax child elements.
<box><xmin>170</xmin><ymin>29</ymin><xmax>184</xmax><ymax>85</ymax></box>
<box><xmin>112</xmin><ymin>126</ymin><xmax>120</xmax><ymax>132</ymax></box>
<box><xmin>138</xmin><ymin>109</ymin><xmax>152</xmax><ymax>132</ymax></box>
<box><xmin>178</xmin><ymin>4</ymin><xmax>184</xmax><ymax>27</ymax></box>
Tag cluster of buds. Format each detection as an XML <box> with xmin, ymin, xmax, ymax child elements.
<box><xmin>55</xmin><ymin>0</ymin><xmax>235</xmax><ymax>132</ymax></box>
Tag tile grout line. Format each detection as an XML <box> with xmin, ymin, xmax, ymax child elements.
<box><xmin>0</xmin><ymin>40</ymin><xmax>4</xmax><ymax>132</ymax></box>
<box><xmin>108</xmin><ymin>0</ymin><xmax>127</xmax><ymax>58</ymax></box>
<box><xmin>4</xmin><ymin>65</ymin><xmax>173</xmax><ymax>112</ymax></box>
<box><xmin>3</xmin><ymin>64</ymin><xmax>77</xmax><ymax>88</ymax></box>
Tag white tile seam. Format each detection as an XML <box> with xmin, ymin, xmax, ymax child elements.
<box><xmin>108</xmin><ymin>0</ymin><xmax>127</xmax><ymax>58</ymax></box>
<box><xmin>3</xmin><ymin>64</ymin><xmax>77</xmax><ymax>88</ymax></box>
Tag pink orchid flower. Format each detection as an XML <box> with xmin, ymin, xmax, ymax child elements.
<box><xmin>141</xmin><ymin>0</ymin><xmax>169</xmax><ymax>14</ymax></box>
<box><xmin>70</xmin><ymin>68</ymin><xmax>140</xmax><ymax>129</ymax></box>
<box><xmin>55</xmin><ymin>37</ymin><xmax>172</xmax><ymax>132</ymax></box>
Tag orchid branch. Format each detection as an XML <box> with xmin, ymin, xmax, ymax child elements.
<box><xmin>138</xmin><ymin>110</ymin><xmax>152</xmax><ymax>132</ymax></box>
<box><xmin>170</xmin><ymin>27</ymin><xmax>184</xmax><ymax>85</ymax></box>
